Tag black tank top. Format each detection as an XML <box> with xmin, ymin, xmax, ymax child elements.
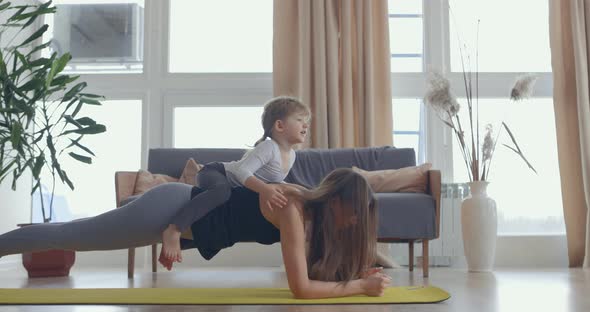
<box><xmin>183</xmin><ymin>186</ymin><xmax>281</xmax><ymax>260</ymax></box>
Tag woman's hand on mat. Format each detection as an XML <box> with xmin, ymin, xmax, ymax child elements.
<box><xmin>361</xmin><ymin>271</ymin><xmax>392</xmax><ymax>297</ymax></box>
<box><xmin>261</xmin><ymin>184</ymin><xmax>288</xmax><ymax>211</ymax></box>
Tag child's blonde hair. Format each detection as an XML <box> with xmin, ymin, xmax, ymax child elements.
<box><xmin>254</xmin><ymin>96</ymin><xmax>311</xmax><ymax>146</ymax></box>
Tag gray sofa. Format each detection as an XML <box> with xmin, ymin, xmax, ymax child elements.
<box><xmin>115</xmin><ymin>146</ymin><xmax>441</xmax><ymax>278</ymax></box>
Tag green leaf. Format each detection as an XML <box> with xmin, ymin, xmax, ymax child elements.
<box><xmin>7</xmin><ymin>6</ymin><xmax>27</xmax><ymax>22</ymax></box>
<box><xmin>66</xmin><ymin>137</ymin><xmax>95</xmax><ymax>156</ymax></box>
<box><xmin>0</xmin><ymin>159</ymin><xmax>17</xmax><ymax>184</ymax></box>
<box><xmin>0</xmin><ymin>2</ymin><xmax>12</xmax><ymax>11</ymax></box>
<box><xmin>26</xmin><ymin>41</ymin><xmax>51</xmax><ymax>57</ymax></box>
<box><xmin>79</xmin><ymin>93</ymin><xmax>103</xmax><ymax>99</ymax></box>
<box><xmin>60</xmin><ymin>169</ymin><xmax>74</xmax><ymax>190</ymax></box>
<box><xmin>62</xmin><ymin>82</ymin><xmax>87</xmax><ymax>102</ymax></box>
<box><xmin>10</xmin><ymin>122</ymin><xmax>22</xmax><ymax>148</ymax></box>
<box><xmin>71</xmin><ymin>100</ymin><xmax>83</xmax><ymax>117</ymax></box>
<box><xmin>46</xmin><ymin>53</ymin><xmax>71</xmax><ymax>87</ymax></box>
<box><xmin>61</xmin><ymin>124</ymin><xmax>106</xmax><ymax>136</ymax></box>
<box><xmin>32</xmin><ymin>131</ymin><xmax>44</xmax><ymax>144</ymax></box>
<box><xmin>14</xmin><ymin>51</ymin><xmax>28</xmax><ymax>68</ymax></box>
<box><xmin>69</xmin><ymin>152</ymin><xmax>91</xmax><ymax>164</ymax></box>
<box><xmin>30</xmin><ymin>180</ymin><xmax>40</xmax><ymax>196</ymax></box>
<box><xmin>75</xmin><ymin>117</ymin><xmax>97</xmax><ymax>126</ymax></box>
<box><xmin>28</xmin><ymin>57</ymin><xmax>51</xmax><ymax>67</ymax></box>
<box><xmin>19</xmin><ymin>77</ymin><xmax>43</xmax><ymax>92</ymax></box>
<box><xmin>50</xmin><ymin>74</ymin><xmax>79</xmax><ymax>87</ymax></box>
<box><xmin>18</xmin><ymin>24</ymin><xmax>48</xmax><ymax>47</ymax></box>
<box><xmin>64</xmin><ymin>115</ymin><xmax>82</xmax><ymax>128</ymax></box>
<box><xmin>80</xmin><ymin>98</ymin><xmax>102</xmax><ymax>105</ymax></box>
<box><xmin>0</xmin><ymin>49</ymin><xmax>7</xmax><ymax>75</ymax></box>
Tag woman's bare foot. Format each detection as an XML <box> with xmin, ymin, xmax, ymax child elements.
<box><xmin>161</xmin><ymin>224</ymin><xmax>183</xmax><ymax>263</ymax></box>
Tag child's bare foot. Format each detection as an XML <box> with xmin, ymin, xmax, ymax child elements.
<box><xmin>161</xmin><ymin>224</ymin><xmax>183</xmax><ymax>263</ymax></box>
<box><xmin>158</xmin><ymin>249</ymin><xmax>174</xmax><ymax>271</ymax></box>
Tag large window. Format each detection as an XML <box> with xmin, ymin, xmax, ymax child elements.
<box><xmin>32</xmin><ymin>100</ymin><xmax>142</xmax><ymax>221</ymax></box>
<box><xmin>174</xmin><ymin>106</ymin><xmax>264</xmax><ymax>148</ymax></box>
<box><xmin>446</xmin><ymin>0</ymin><xmax>563</xmax><ymax>235</ymax></box>
<box><xmin>393</xmin><ymin>99</ymin><xmax>425</xmax><ymax>164</ymax></box>
<box><xmin>44</xmin><ymin>0</ymin><xmax>145</xmax><ymax>74</ymax></box>
<box><xmin>451</xmin><ymin>98</ymin><xmax>564</xmax><ymax>234</ymax></box>
<box><xmin>388</xmin><ymin>0</ymin><xmax>423</xmax><ymax>73</ymax></box>
<box><xmin>389</xmin><ymin>1</ymin><xmax>426</xmax><ymax>163</ymax></box>
<box><xmin>449</xmin><ymin>0</ymin><xmax>551</xmax><ymax>72</ymax></box>
<box><xmin>168</xmin><ymin>0</ymin><xmax>273</xmax><ymax>73</ymax></box>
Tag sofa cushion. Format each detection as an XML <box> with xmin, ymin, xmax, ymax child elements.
<box><xmin>285</xmin><ymin>146</ymin><xmax>416</xmax><ymax>188</ymax></box>
<box><xmin>178</xmin><ymin>158</ymin><xmax>203</xmax><ymax>186</ymax></box>
<box><xmin>376</xmin><ymin>193</ymin><xmax>436</xmax><ymax>239</ymax></box>
<box><xmin>132</xmin><ymin>170</ymin><xmax>177</xmax><ymax>195</ymax></box>
<box><xmin>352</xmin><ymin>163</ymin><xmax>432</xmax><ymax>193</ymax></box>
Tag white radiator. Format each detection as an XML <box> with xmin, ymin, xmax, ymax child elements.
<box><xmin>392</xmin><ymin>183</ymin><xmax>469</xmax><ymax>267</ymax></box>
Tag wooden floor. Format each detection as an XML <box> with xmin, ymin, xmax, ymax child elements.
<box><xmin>0</xmin><ymin>265</ymin><xmax>588</xmax><ymax>311</ymax></box>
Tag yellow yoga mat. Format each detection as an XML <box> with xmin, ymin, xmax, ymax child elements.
<box><xmin>0</xmin><ymin>286</ymin><xmax>449</xmax><ymax>305</ymax></box>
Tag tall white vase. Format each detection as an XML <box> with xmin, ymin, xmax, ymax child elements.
<box><xmin>461</xmin><ymin>181</ymin><xmax>497</xmax><ymax>272</ymax></box>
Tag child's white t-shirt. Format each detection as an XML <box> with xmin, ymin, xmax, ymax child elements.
<box><xmin>223</xmin><ymin>139</ymin><xmax>296</xmax><ymax>187</ymax></box>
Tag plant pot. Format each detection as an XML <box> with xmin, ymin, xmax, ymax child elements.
<box><xmin>17</xmin><ymin>223</ymin><xmax>76</xmax><ymax>278</ymax></box>
<box><xmin>460</xmin><ymin>181</ymin><xmax>497</xmax><ymax>272</ymax></box>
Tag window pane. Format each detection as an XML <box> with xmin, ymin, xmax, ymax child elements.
<box><xmin>174</xmin><ymin>106</ymin><xmax>264</xmax><ymax>148</ymax></box>
<box><xmin>393</xmin><ymin>98</ymin><xmax>421</xmax><ymax>131</ymax></box>
<box><xmin>169</xmin><ymin>0</ymin><xmax>272</xmax><ymax>73</ymax></box>
<box><xmin>451</xmin><ymin>98</ymin><xmax>564</xmax><ymax>235</ymax></box>
<box><xmin>391</xmin><ymin>56</ymin><xmax>422</xmax><ymax>72</ymax></box>
<box><xmin>388</xmin><ymin>0</ymin><xmax>422</xmax><ymax>14</ymax></box>
<box><xmin>393</xmin><ymin>133</ymin><xmax>419</xmax><ymax>160</ymax></box>
<box><xmin>393</xmin><ymin>98</ymin><xmax>424</xmax><ymax>163</ymax></box>
<box><xmin>46</xmin><ymin>1</ymin><xmax>145</xmax><ymax>74</ymax></box>
<box><xmin>449</xmin><ymin>0</ymin><xmax>551</xmax><ymax>72</ymax></box>
<box><xmin>389</xmin><ymin>18</ymin><xmax>423</xmax><ymax>55</ymax></box>
<box><xmin>32</xmin><ymin>100</ymin><xmax>143</xmax><ymax>221</ymax></box>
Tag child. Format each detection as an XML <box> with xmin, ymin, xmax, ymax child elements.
<box><xmin>159</xmin><ymin>96</ymin><xmax>311</xmax><ymax>267</ymax></box>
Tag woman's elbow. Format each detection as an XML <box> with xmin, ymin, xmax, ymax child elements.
<box><xmin>290</xmin><ymin>286</ymin><xmax>310</xmax><ymax>299</ymax></box>
<box><xmin>289</xmin><ymin>282</ymin><xmax>312</xmax><ymax>299</ymax></box>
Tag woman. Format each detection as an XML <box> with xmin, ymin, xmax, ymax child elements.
<box><xmin>0</xmin><ymin>168</ymin><xmax>391</xmax><ymax>299</ymax></box>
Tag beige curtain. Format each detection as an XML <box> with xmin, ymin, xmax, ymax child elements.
<box><xmin>549</xmin><ymin>0</ymin><xmax>590</xmax><ymax>268</ymax></box>
<box><xmin>273</xmin><ymin>0</ymin><xmax>395</xmax><ymax>266</ymax></box>
<box><xmin>273</xmin><ymin>0</ymin><xmax>393</xmax><ymax>149</ymax></box>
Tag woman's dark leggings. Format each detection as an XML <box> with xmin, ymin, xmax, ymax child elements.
<box><xmin>0</xmin><ymin>183</ymin><xmax>193</xmax><ymax>257</ymax></box>
<box><xmin>0</xmin><ymin>163</ymin><xmax>231</xmax><ymax>258</ymax></box>
<box><xmin>169</xmin><ymin>162</ymin><xmax>232</xmax><ymax>232</ymax></box>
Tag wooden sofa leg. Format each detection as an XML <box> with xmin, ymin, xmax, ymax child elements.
<box><xmin>152</xmin><ymin>244</ymin><xmax>158</xmax><ymax>273</ymax></box>
<box><xmin>408</xmin><ymin>240</ymin><xmax>414</xmax><ymax>272</ymax></box>
<box><xmin>422</xmin><ymin>239</ymin><xmax>429</xmax><ymax>278</ymax></box>
<box><xmin>128</xmin><ymin>248</ymin><xmax>135</xmax><ymax>279</ymax></box>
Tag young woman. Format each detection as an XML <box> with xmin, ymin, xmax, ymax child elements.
<box><xmin>0</xmin><ymin>168</ymin><xmax>390</xmax><ymax>299</ymax></box>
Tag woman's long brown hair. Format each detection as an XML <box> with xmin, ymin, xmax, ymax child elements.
<box><xmin>304</xmin><ymin>168</ymin><xmax>378</xmax><ymax>282</ymax></box>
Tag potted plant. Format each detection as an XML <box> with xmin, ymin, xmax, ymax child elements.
<box><xmin>0</xmin><ymin>1</ymin><xmax>106</xmax><ymax>277</ymax></box>
<box><xmin>423</xmin><ymin>20</ymin><xmax>537</xmax><ymax>272</ymax></box>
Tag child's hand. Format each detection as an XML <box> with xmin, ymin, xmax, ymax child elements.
<box><xmin>261</xmin><ymin>184</ymin><xmax>288</xmax><ymax>211</ymax></box>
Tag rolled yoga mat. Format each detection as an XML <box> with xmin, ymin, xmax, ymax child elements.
<box><xmin>0</xmin><ymin>286</ymin><xmax>450</xmax><ymax>305</ymax></box>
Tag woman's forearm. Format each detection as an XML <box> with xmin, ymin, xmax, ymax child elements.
<box><xmin>293</xmin><ymin>279</ymin><xmax>366</xmax><ymax>299</ymax></box>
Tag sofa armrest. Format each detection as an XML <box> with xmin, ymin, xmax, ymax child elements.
<box><xmin>115</xmin><ymin>171</ymin><xmax>138</xmax><ymax>207</ymax></box>
<box><xmin>426</xmin><ymin>170</ymin><xmax>441</xmax><ymax>239</ymax></box>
